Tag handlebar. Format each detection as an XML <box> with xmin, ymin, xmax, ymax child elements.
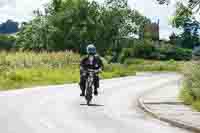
<box><xmin>83</xmin><ymin>69</ymin><xmax>101</xmax><ymax>73</ymax></box>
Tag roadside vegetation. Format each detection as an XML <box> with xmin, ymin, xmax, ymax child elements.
<box><xmin>0</xmin><ymin>51</ymin><xmax>79</xmax><ymax>89</ymax></box>
<box><xmin>0</xmin><ymin>51</ymin><xmax>135</xmax><ymax>90</ymax></box>
<box><xmin>180</xmin><ymin>61</ymin><xmax>200</xmax><ymax>111</ymax></box>
<box><xmin>0</xmin><ymin>51</ymin><xmax>184</xmax><ymax>90</ymax></box>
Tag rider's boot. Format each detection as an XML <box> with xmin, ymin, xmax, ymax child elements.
<box><xmin>94</xmin><ymin>87</ymin><xmax>98</xmax><ymax>96</ymax></box>
<box><xmin>80</xmin><ymin>91</ymin><xmax>85</xmax><ymax>96</ymax></box>
<box><xmin>80</xmin><ymin>83</ymin><xmax>85</xmax><ymax>97</ymax></box>
<box><xmin>80</xmin><ymin>87</ymin><xmax>85</xmax><ymax>96</ymax></box>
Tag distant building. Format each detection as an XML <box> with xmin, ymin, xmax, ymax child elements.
<box><xmin>0</xmin><ymin>20</ymin><xmax>19</xmax><ymax>34</ymax></box>
<box><xmin>140</xmin><ymin>20</ymin><xmax>160</xmax><ymax>41</ymax></box>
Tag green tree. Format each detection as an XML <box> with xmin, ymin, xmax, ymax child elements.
<box><xmin>16</xmin><ymin>0</ymin><xmax>151</xmax><ymax>54</ymax></box>
<box><xmin>157</xmin><ymin>0</ymin><xmax>200</xmax><ymax>10</ymax></box>
<box><xmin>172</xmin><ymin>2</ymin><xmax>200</xmax><ymax>49</ymax></box>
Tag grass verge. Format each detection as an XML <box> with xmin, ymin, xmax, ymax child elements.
<box><xmin>0</xmin><ymin>64</ymin><xmax>136</xmax><ymax>90</ymax></box>
<box><xmin>179</xmin><ymin>61</ymin><xmax>200</xmax><ymax>111</ymax></box>
<box><xmin>125</xmin><ymin>59</ymin><xmax>183</xmax><ymax>72</ymax></box>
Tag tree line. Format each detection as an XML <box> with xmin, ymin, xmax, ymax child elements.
<box><xmin>1</xmin><ymin>0</ymin><xmax>200</xmax><ymax>61</ymax></box>
<box><xmin>15</xmin><ymin>0</ymin><xmax>151</xmax><ymax>55</ymax></box>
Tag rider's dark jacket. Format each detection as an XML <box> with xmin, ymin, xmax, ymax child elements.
<box><xmin>80</xmin><ymin>55</ymin><xmax>104</xmax><ymax>72</ymax></box>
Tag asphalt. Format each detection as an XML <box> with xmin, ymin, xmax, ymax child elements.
<box><xmin>138</xmin><ymin>73</ymin><xmax>200</xmax><ymax>133</ymax></box>
<box><xmin>0</xmin><ymin>73</ymin><xmax>192</xmax><ymax>133</ymax></box>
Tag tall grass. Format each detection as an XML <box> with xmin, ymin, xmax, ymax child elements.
<box><xmin>0</xmin><ymin>66</ymin><xmax>80</xmax><ymax>90</ymax></box>
<box><xmin>0</xmin><ymin>51</ymin><xmax>183</xmax><ymax>90</ymax></box>
<box><xmin>0</xmin><ymin>51</ymin><xmax>80</xmax><ymax>90</ymax></box>
<box><xmin>0</xmin><ymin>51</ymin><xmax>80</xmax><ymax>69</ymax></box>
<box><xmin>180</xmin><ymin>61</ymin><xmax>200</xmax><ymax>111</ymax></box>
<box><xmin>0</xmin><ymin>51</ymin><xmax>136</xmax><ymax>90</ymax></box>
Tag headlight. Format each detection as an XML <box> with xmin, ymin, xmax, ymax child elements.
<box><xmin>82</xmin><ymin>72</ymin><xmax>86</xmax><ymax>76</ymax></box>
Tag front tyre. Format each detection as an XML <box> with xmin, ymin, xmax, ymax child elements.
<box><xmin>85</xmin><ymin>86</ymin><xmax>93</xmax><ymax>106</ymax></box>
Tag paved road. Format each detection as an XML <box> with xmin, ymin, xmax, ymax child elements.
<box><xmin>0</xmin><ymin>73</ymin><xmax>192</xmax><ymax>133</ymax></box>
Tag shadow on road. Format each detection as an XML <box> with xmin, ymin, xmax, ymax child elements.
<box><xmin>80</xmin><ymin>103</ymin><xmax>104</xmax><ymax>107</ymax></box>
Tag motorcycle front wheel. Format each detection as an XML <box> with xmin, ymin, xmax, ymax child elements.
<box><xmin>85</xmin><ymin>86</ymin><xmax>93</xmax><ymax>106</ymax></box>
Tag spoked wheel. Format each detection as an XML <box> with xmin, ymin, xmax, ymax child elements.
<box><xmin>85</xmin><ymin>86</ymin><xmax>93</xmax><ymax>106</ymax></box>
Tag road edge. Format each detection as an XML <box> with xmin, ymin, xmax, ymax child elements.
<box><xmin>137</xmin><ymin>89</ymin><xmax>200</xmax><ymax>133</ymax></box>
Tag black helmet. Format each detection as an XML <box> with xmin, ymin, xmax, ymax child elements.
<box><xmin>87</xmin><ymin>44</ymin><xmax>96</xmax><ymax>55</ymax></box>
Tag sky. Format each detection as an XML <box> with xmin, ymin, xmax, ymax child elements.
<box><xmin>128</xmin><ymin>0</ymin><xmax>178</xmax><ymax>39</ymax></box>
<box><xmin>0</xmin><ymin>0</ymin><xmax>49</xmax><ymax>22</ymax></box>
<box><xmin>0</xmin><ymin>0</ymin><xmax>179</xmax><ymax>39</ymax></box>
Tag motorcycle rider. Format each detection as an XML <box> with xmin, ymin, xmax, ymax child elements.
<box><xmin>79</xmin><ymin>44</ymin><xmax>104</xmax><ymax>96</ymax></box>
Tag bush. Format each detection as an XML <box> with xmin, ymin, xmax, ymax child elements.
<box><xmin>118</xmin><ymin>40</ymin><xmax>156</xmax><ymax>63</ymax></box>
<box><xmin>182</xmin><ymin>62</ymin><xmax>200</xmax><ymax>99</ymax></box>
<box><xmin>104</xmin><ymin>56</ymin><xmax>113</xmax><ymax>63</ymax></box>
<box><xmin>118</xmin><ymin>48</ymin><xmax>133</xmax><ymax>63</ymax></box>
<box><xmin>132</xmin><ymin>40</ymin><xmax>156</xmax><ymax>59</ymax></box>
<box><xmin>180</xmin><ymin>62</ymin><xmax>200</xmax><ymax>111</ymax></box>
<box><xmin>150</xmin><ymin>52</ymin><xmax>167</xmax><ymax>60</ymax></box>
<box><xmin>124</xmin><ymin>58</ymin><xmax>145</xmax><ymax>65</ymax></box>
<box><xmin>127</xmin><ymin>59</ymin><xmax>182</xmax><ymax>72</ymax></box>
<box><xmin>115</xmin><ymin>39</ymin><xmax>192</xmax><ymax>62</ymax></box>
<box><xmin>180</xmin><ymin>87</ymin><xmax>195</xmax><ymax>105</ymax></box>
<box><xmin>180</xmin><ymin>87</ymin><xmax>200</xmax><ymax>111</ymax></box>
<box><xmin>192</xmin><ymin>101</ymin><xmax>200</xmax><ymax>111</ymax></box>
<box><xmin>157</xmin><ymin>44</ymin><xmax>192</xmax><ymax>60</ymax></box>
<box><xmin>165</xmin><ymin>47</ymin><xmax>192</xmax><ymax>60</ymax></box>
<box><xmin>0</xmin><ymin>35</ymin><xmax>16</xmax><ymax>50</ymax></box>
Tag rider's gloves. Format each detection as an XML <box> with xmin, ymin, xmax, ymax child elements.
<box><xmin>99</xmin><ymin>68</ymin><xmax>102</xmax><ymax>72</ymax></box>
<box><xmin>96</xmin><ymin>68</ymin><xmax>102</xmax><ymax>73</ymax></box>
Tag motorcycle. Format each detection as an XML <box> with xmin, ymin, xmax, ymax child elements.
<box><xmin>85</xmin><ymin>69</ymin><xmax>99</xmax><ymax>105</ymax></box>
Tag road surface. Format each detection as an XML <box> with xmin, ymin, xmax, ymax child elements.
<box><xmin>0</xmin><ymin>73</ymin><xmax>192</xmax><ymax>133</ymax></box>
